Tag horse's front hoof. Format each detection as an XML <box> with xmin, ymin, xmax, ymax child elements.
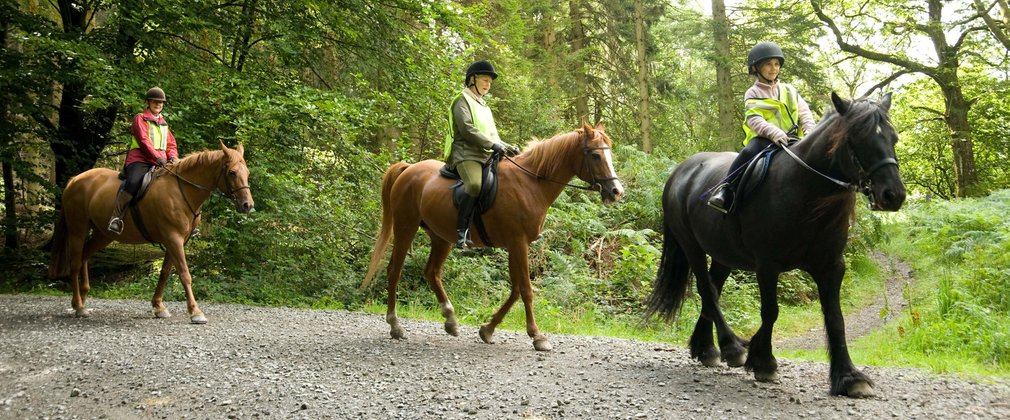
<box><xmin>478</xmin><ymin>324</ymin><xmax>494</xmax><ymax>344</ymax></box>
<box><xmin>532</xmin><ymin>335</ymin><xmax>553</xmax><ymax>352</ymax></box>
<box><xmin>190</xmin><ymin>313</ymin><xmax>208</xmax><ymax>324</ymax></box>
<box><xmin>74</xmin><ymin>308</ymin><xmax>92</xmax><ymax>318</ymax></box>
<box><xmin>846</xmin><ymin>381</ymin><xmax>874</xmax><ymax>398</ymax></box>
<box><xmin>153</xmin><ymin>308</ymin><xmax>172</xmax><ymax>319</ymax></box>
<box><xmin>754</xmin><ymin>371</ymin><xmax>780</xmax><ymax>383</ymax></box>
<box><xmin>390</xmin><ymin>326</ymin><xmax>406</xmax><ymax>340</ymax></box>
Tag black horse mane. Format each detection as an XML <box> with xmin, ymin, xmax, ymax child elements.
<box><xmin>819</xmin><ymin>97</ymin><xmax>893</xmax><ymax>157</ymax></box>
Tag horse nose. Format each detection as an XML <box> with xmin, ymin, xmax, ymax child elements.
<box><xmin>608</xmin><ymin>181</ymin><xmax>625</xmax><ymax>203</ymax></box>
<box><xmin>239</xmin><ymin>200</ymin><xmax>254</xmax><ymax>213</ymax></box>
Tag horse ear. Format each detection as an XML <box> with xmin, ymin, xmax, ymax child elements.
<box><xmin>219</xmin><ymin>140</ymin><xmax>229</xmax><ymax>151</ymax></box>
<box><xmin>595</xmin><ymin>121</ymin><xmax>605</xmax><ymax>132</ymax></box>
<box><xmin>831</xmin><ymin>91</ymin><xmax>850</xmax><ymax>115</ymax></box>
<box><xmin>236</xmin><ymin>143</ymin><xmax>245</xmax><ymax>156</ymax></box>
<box><xmin>581</xmin><ymin>118</ymin><xmax>594</xmax><ymax>138</ymax></box>
<box><xmin>879</xmin><ymin>92</ymin><xmax>892</xmax><ymax>111</ymax></box>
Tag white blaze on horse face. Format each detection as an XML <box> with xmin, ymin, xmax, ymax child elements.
<box><xmin>602</xmin><ymin>148</ymin><xmax>625</xmax><ymax>199</ymax></box>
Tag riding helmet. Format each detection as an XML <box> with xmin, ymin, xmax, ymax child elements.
<box><xmin>146</xmin><ymin>87</ymin><xmax>167</xmax><ymax>102</ymax></box>
<box><xmin>465</xmin><ymin>60</ymin><xmax>498</xmax><ymax>85</ymax></box>
<box><xmin>747</xmin><ymin>42</ymin><xmax>785</xmax><ymax>74</ymax></box>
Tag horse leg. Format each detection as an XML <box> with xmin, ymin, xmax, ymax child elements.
<box><xmin>423</xmin><ymin>237</ymin><xmax>458</xmax><ymax>336</ymax></box>
<box><xmin>686</xmin><ymin>253</ymin><xmax>742</xmax><ymax>366</ymax></box>
<box><xmin>510</xmin><ymin>245</ymin><xmax>552</xmax><ymax>351</ymax></box>
<box><xmin>384</xmin><ymin>234</ymin><xmax>414</xmax><ymax>340</ymax></box>
<box><xmin>693</xmin><ymin>261</ymin><xmax>747</xmax><ymax>367</ymax></box>
<box><xmin>745</xmin><ymin>269</ymin><xmax>781</xmax><ymax>383</ymax></box>
<box><xmin>163</xmin><ymin>240</ymin><xmax>206</xmax><ymax>324</ymax></box>
<box><xmin>77</xmin><ymin>235</ymin><xmax>113</xmax><ymax>314</ymax></box>
<box><xmin>813</xmin><ymin>261</ymin><xmax>874</xmax><ymax>397</ymax></box>
<box><xmin>66</xmin><ymin>234</ymin><xmax>89</xmax><ymax>317</ymax></box>
<box><xmin>151</xmin><ymin>255</ymin><xmax>174</xmax><ymax>318</ymax></box>
<box><xmin>478</xmin><ymin>285</ymin><xmax>518</xmax><ymax>345</ymax></box>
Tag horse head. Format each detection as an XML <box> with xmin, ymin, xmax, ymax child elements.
<box><xmin>828</xmin><ymin>92</ymin><xmax>906</xmax><ymax>211</ymax></box>
<box><xmin>577</xmin><ymin>121</ymin><xmax>624</xmax><ymax>204</ymax></box>
<box><xmin>218</xmin><ymin>141</ymin><xmax>255</xmax><ymax>213</ymax></box>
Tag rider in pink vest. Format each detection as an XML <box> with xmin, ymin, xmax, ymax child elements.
<box><xmin>107</xmin><ymin>87</ymin><xmax>178</xmax><ymax>235</ymax></box>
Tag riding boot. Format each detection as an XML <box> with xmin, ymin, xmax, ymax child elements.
<box><xmin>107</xmin><ymin>190</ymin><xmax>134</xmax><ymax>235</ymax></box>
<box><xmin>707</xmin><ymin>183</ymin><xmax>735</xmax><ymax>214</ymax></box>
<box><xmin>455</xmin><ymin>194</ymin><xmax>478</xmax><ymax>249</ymax></box>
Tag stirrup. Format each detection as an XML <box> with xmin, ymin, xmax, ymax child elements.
<box><xmin>455</xmin><ymin>229</ymin><xmax>473</xmax><ymax>249</ymax></box>
<box><xmin>707</xmin><ymin>185</ymin><xmax>732</xmax><ymax>214</ymax></box>
<box><xmin>107</xmin><ymin>218</ymin><xmax>124</xmax><ymax>235</ymax></box>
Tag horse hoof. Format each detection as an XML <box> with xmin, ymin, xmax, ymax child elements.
<box><xmin>533</xmin><ymin>336</ymin><xmax>553</xmax><ymax>352</ymax></box>
<box><xmin>190</xmin><ymin>314</ymin><xmax>208</xmax><ymax>324</ymax></box>
<box><xmin>724</xmin><ymin>352</ymin><xmax>747</xmax><ymax>368</ymax></box>
<box><xmin>444</xmin><ymin>322</ymin><xmax>459</xmax><ymax>337</ymax></box>
<box><xmin>846</xmin><ymin>381</ymin><xmax>875</xmax><ymax>398</ymax></box>
<box><xmin>478</xmin><ymin>324</ymin><xmax>494</xmax><ymax>344</ymax></box>
<box><xmin>699</xmin><ymin>355</ymin><xmax>721</xmax><ymax>368</ymax></box>
<box><xmin>74</xmin><ymin>308</ymin><xmax>92</xmax><ymax>318</ymax></box>
<box><xmin>754</xmin><ymin>371</ymin><xmax>780</xmax><ymax>383</ymax></box>
<box><xmin>153</xmin><ymin>309</ymin><xmax>172</xmax><ymax>319</ymax></box>
<box><xmin>390</xmin><ymin>327</ymin><xmax>406</xmax><ymax>340</ymax></box>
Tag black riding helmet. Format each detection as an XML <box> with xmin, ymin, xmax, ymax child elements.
<box><xmin>146</xmin><ymin>86</ymin><xmax>167</xmax><ymax>102</ymax></box>
<box><xmin>465</xmin><ymin>60</ymin><xmax>498</xmax><ymax>87</ymax></box>
<box><xmin>747</xmin><ymin>42</ymin><xmax>785</xmax><ymax>75</ymax></box>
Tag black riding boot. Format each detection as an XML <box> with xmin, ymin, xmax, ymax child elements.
<box><xmin>455</xmin><ymin>194</ymin><xmax>478</xmax><ymax>249</ymax></box>
<box><xmin>707</xmin><ymin>183</ymin><xmax>735</xmax><ymax>214</ymax></box>
<box><xmin>107</xmin><ymin>190</ymin><xmax>134</xmax><ymax>235</ymax></box>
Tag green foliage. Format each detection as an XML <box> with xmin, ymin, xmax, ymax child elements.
<box><xmin>879</xmin><ymin>190</ymin><xmax>1010</xmax><ymax>372</ymax></box>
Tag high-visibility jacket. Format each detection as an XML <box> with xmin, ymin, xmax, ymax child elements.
<box><xmin>444</xmin><ymin>88</ymin><xmax>500</xmax><ymax>161</ymax></box>
<box><xmin>124</xmin><ymin>110</ymin><xmax>177</xmax><ymax>167</ymax></box>
<box><xmin>742</xmin><ymin>82</ymin><xmax>803</xmax><ymax>145</ymax></box>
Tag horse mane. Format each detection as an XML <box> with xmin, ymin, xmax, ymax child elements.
<box><xmin>172</xmin><ymin>149</ymin><xmax>225</xmax><ymax>173</ymax></box>
<box><xmin>520</xmin><ymin>126</ymin><xmax>611</xmax><ymax>176</ymax></box>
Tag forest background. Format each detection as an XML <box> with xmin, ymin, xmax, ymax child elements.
<box><xmin>1</xmin><ymin>1</ymin><xmax>1009</xmax><ymax>378</ymax></box>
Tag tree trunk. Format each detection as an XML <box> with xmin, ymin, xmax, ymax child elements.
<box><xmin>712</xmin><ymin>0</ymin><xmax>736</xmax><ymax>150</ymax></box>
<box><xmin>569</xmin><ymin>0</ymin><xmax>590</xmax><ymax>121</ymax></box>
<box><xmin>943</xmin><ymin>86</ymin><xmax>979</xmax><ymax>196</ymax></box>
<box><xmin>3</xmin><ymin>161</ymin><xmax>15</xmax><ymax>250</ymax></box>
<box><xmin>634</xmin><ymin>0</ymin><xmax>652</xmax><ymax>152</ymax></box>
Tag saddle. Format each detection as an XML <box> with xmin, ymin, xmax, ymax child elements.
<box><xmin>732</xmin><ymin>147</ymin><xmax>782</xmax><ymax>209</ymax></box>
<box><xmin>118</xmin><ymin>166</ymin><xmax>160</xmax><ymax>204</ymax></box>
<box><xmin>439</xmin><ymin>154</ymin><xmax>502</xmax><ymax>246</ymax></box>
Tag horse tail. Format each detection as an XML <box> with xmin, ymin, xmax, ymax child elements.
<box><xmin>361</xmin><ymin>162</ymin><xmax>411</xmax><ymax>290</ymax></box>
<box><xmin>645</xmin><ymin>221</ymin><xmax>691</xmax><ymax>322</ymax></box>
<box><xmin>48</xmin><ymin>210</ymin><xmax>70</xmax><ymax>278</ymax></box>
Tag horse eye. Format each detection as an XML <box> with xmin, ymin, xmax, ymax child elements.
<box><xmin>229</xmin><ymin>171</ymin><xmax>237</xmax><ymax>177</ymax></box>
<box><xmin>592</xmin><ymin>153</ymin><xmax>601</xmax><ymax>161</ymax></box>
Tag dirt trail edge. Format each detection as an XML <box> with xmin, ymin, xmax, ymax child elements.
<box><xmin>1</xmin><ymin>294</ymin><xmax>1007</xmax><ymax>419</ymax></box>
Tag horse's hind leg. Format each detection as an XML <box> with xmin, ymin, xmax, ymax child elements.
<box><xmin>66</xmin><ymin>233</ymin><xmax>89</xmax><ymax>317</ymax></box>
<box><xmin>151</xmin><ymin>255</ymin><xmax>174</xmax><ymax>318</ymax></box>
<box><xmin>77</xmin><ymin>235</ymin><xmax>114</xmax><ymax>314</ymax></box>
<box><xmin>745</xmin><ymin>269</ymin><xmax>782</xmax><ymax>383</ymax></box>
<box><xmin>384</xmin><ymin>233</ymin><xmax>414</xmax><ymax>340</ymax></box>
<box><xmin>423</xmin><ymin>237</ymin><xmax>458</xmax><ymax>336</ymax></box>
<box><xmin>687</xmin><ymin>254</ymin><xmax>745</xmax><ymax>366</ymax></box>
<box><xmin>813</xmin><ymin>261</ymin><xmax>874</xmax><ymax>397</ymax></box>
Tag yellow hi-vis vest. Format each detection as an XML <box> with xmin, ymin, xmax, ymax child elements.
<box><xmin>443</xmin><ymin>89</ymin><xmax>500</xmax><ymax>159</ymax></box>
<box><xmin>741</xmin><ymin>82</ymin><xmax>803</xmax><ymax>145</ymax></box>
<box><xmin>130</xmin><ymin>117</ymin><xmax>169</xmax><ymax>151</ymax></box>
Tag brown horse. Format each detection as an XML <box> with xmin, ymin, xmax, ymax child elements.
<box><xmin>48</xmin><ymin>142</ymin><xmax>254</xmax><ymax>323</ymax></box>
<box><xmin>362</xmin><ymin>122</ymin><xmax>624</xmax><ymax>351</ymax></box>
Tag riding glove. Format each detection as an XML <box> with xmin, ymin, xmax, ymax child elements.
<box><xmin>156</xmin><ymin>157</ymin><xmax>168</xmax><ymax>167</ymax></box>
<box><xmin>492</xmin><ymin>142</ymin><xmax>521</xmax><ymax>157</ymax></box>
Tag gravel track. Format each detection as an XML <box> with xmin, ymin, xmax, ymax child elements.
<box><xmin>1</xmin><ymin>294</ymin><xmax>1008</xmax><ymax>419</ymax></box>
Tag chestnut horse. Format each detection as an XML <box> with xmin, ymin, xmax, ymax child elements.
<box><xmin>48</xmin><ymin>142</ymin><xmax>254</xmax><ymax>323</ymax></box>
<box><xmin>646</xmin><ymin>93</ymin><xmax>905</xmax><ymax>397</ymax></box>
<box><xmin>363</xmin><ymin>122</ymin><xmax>624</xmax><ymax>351</ymax></box>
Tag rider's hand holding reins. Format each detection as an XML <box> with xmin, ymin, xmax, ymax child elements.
<box><xmin>492</xmin><ymin>142</ymin><xmax>520</xmax><ymax>157</ymax></box>
<box><xmin>156</xmin><ymin>157</ymin><xmax>168</xmax><ymax>167</ymax></box>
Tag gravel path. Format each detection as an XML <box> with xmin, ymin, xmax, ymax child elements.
<box><xmin>1</xmin><ymin>294</ymin><xmax>1008</xmax><ymax>419</ymax></box>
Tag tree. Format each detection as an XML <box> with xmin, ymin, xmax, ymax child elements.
<box><xmin>975</xmin><ymin>0</ymin><xmax>1010</xmax><ymax>50</ymax></box>
<box><xmin>711</xmin><ymin>0</ymin><xmax>736</xmax><ymax>151</ymax></box>
<box><xmin>811</xmin><ymin>0</ymin><xmax>994</xmax><ymax>197</ymax></box>
<box><xmin>635</xmin><ymin>0</ymin><xmax>653</xmax><ymax>152</ymax></box>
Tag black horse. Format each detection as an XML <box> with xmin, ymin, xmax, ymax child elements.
<box><xmin>647</xmin><ymin>92</ymin><xmax>905</xmax><ymax>397</ymax></box>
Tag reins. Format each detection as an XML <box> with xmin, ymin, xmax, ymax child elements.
<box><xmin>160</xmin><ymin>157</ymin><xmax>252</xmax><ymax>235</ymax></box>
<box><xmin>502</xmin><ymin>133</ymin><xmax>616</xmax><ymax>192</ymax></box>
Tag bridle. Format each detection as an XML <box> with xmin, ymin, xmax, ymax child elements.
<box><xmin>779</xmin><ymin>133</ymin><xmax>898</xmax><ymax>204</ymax></box>
<box><xmin>163</xmin><ymin>157</ymin><xmax>251</xmax><ymax>218</ymax></box>
<box><xmin>504</xmin><ymin>132</ymin><xmax>618</xmax><ymax>192</ymax></box>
